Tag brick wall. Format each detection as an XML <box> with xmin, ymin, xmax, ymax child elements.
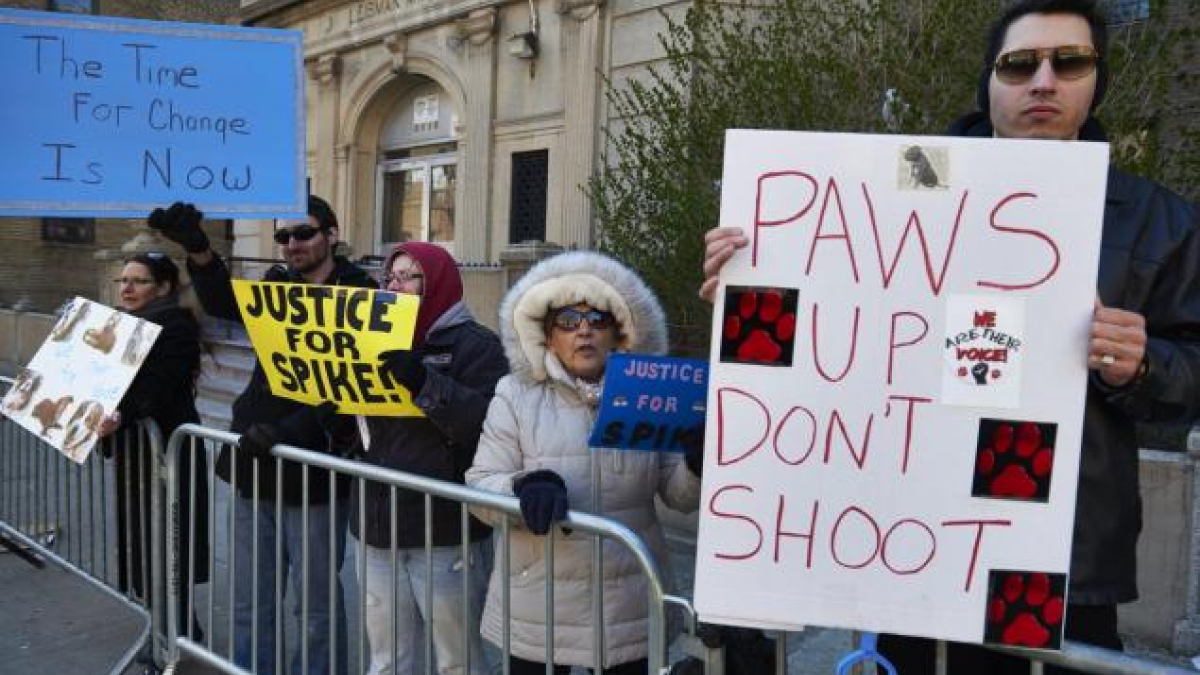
<box><xmin>0</xmin><ymin>218</ymin><xmax>227</xmax><ymax>313</ymax></box>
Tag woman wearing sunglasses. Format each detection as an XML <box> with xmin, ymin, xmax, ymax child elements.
<box><xmin>97</xmin><ymin>252</ymin><xmax>211</xmax><ymax>645</ymax></box>
<box><xmin>467</xmin><ymin>251</ymin><xmax>702</xmax><ymax>675</ymax></box>
<box><xmin>353</xmin><ymin>242</ymin><xmax>508</xmax><ymax>675</ymax></box>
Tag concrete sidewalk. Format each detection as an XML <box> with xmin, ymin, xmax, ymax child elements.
<box><xmin>0</xmin><ymin>545</ymin><xmax>145</xmax><ymax>675</ymax></box>
<box><xmin>0</xmin><ymin>475</ymin><xmax>855</xmax><ymax>675</ymax></box>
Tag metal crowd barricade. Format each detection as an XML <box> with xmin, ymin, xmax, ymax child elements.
<box><xmin>163</xmin><ymin>422</ymin><xmax>684</xmax><ymax>675</ymax></box>
<box><xmin>0</xmin><ymin>375</ymin><xmax>163</xmax><ymax>674</ymax></box>
<box><xmin>156</xmin><ymin>418</ymin><xmax>1199</xmax><ymax>675</ymax></box>
<box><xmin>670</xmin><ymin>618</ymin><xmax>1199</xmax><ymax>674</ymax></box>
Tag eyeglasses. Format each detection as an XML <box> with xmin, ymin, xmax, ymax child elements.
<box><xmin>551</xmin><ymin>307</ymin><xmax>616</xmax><ymax>332</ymax></box>
<box><xmin>113</xmin><ymin>277</ymin><xmax>154</xmax><ymax>286</ymax></box>
<box><xmin>993</xmin><ymin>45</ymin><xmax>1099</xmax><ymax>85</ymax></box>
<box><xmin>273</xmin><ymin>224</ymin><xmax>323</xmax><ymax>245</ymax></box>
<box><xmin>383</xmin><ymin>271</ymin><xmax>424</xmax><ymax>285</ymax></box>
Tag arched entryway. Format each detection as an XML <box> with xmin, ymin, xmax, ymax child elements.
<box><xmin>343</xmin><ymin>67</ymin><xmax>464</xmax><ymax>259</ymax></box>
<box><xmin>375</xmin><ymin>78</ymin><xmax>458</xmax><ymax>255</ymax></box>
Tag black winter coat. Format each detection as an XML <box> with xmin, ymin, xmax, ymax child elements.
<box><xmin>106</xmin><ymin>303</ymin><xmax>210</xmax><ymax>590</ymax></box>
<box><xmin>353</xmin><ymin>314</ymin><xmax>508</xmax><ymax>548</ymax></box>
<box><xmin>189</xmin><ymin>254</ymin><xmax>375</xmax><ymax>504</ymax></box>
<box><xmin>951</xmin><ymin>113</ymin><xmax>1200</xmax><ymax>604</ymax></box>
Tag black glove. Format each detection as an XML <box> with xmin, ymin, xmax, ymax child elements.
<box><xmin>379</xmin><ymin>349</ymin><xmax>427</xmax><ymax>394</ymax></box>
<box><xmin>682</xmin><ymin>423</ymin><xmax>705</xmax><ymax>478</ymax></box>
<box><xmin>513</xmin><ymin>469</ymin><xmax>569</xmax><ymax>535</ymax></box>
<box><xmin>239</xmin><ymin>423</ymin><xmax>282</xmax><ymax>460</ymax></box>
<box><xmin>148</xmin><ymin>202</ymin><xmax>209</xmax><ymax>253</ymax></box>
<box><xmin>239</xmin><ymin>402</ymin><xmax>339</xmax><ymax>459</ymax></box>
<box><xmin>280</xmin><ymin>401</ymin><xmax>340</xmax><ymax>445</ymax></box>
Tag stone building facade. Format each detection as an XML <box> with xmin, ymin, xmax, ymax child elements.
<box><xmin>0</xmin><ymin>0</ymin><xmax>1193</xmax><ymax>308</ymax></box>
<box><xmin>232</xmin><ymin>0</ymin><xmax>688</xmax><ymax>269</ymax></box>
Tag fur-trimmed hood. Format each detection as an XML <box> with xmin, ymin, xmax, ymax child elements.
<box><xmin>498</xmin><ymin>251</ymin><xmax>667</xmax><ymax>383</ymax></box>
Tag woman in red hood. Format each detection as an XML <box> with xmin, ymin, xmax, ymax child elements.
<box><xmin>354</xmin><ymin>242</ymin><xmax>509</xmax><ymax>675</ymax></box>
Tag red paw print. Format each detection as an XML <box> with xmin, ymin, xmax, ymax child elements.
<box><xmin>721</xmin><ymin>286</ymin><xmax>798</xmax><ymax>366</ymax></box>
<box><xmin>985</xmin><ymin>570</ymin><xmax>1066</xmax><ymax>649</ymax></box>
<box><xmin>973</xmin><ymin>419</ymin><xmax>1056</xmax><ymax>503</ymax></box>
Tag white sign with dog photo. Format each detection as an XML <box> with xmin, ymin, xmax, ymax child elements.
<box><xmin>1</xmin><ymin>296</ymin><xmax>161</xmax><ymax>463</ymax></box>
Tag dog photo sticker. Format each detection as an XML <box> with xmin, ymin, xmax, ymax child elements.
<box><xmin>720</xmin><ymin>286</ymin><xmax>799</xmax><ymax>367</ymax></box>
<box><xmin>973</xmin><ymin>418</ymin><xmax>1057</xmax><ymax>502</ymax></box>
<box><xmin>940</xmin><ymin>294</ymin><xmax>1026</xmax><ymax>408</ymax></box>
<box><xmin>897</xmin><ymin>144</ymin><xmax>949</xmax><ymax>191</ymax></box>
<box><xmin>984</xmin><ymin>570</ymin><xmax>1066</xmax><ymax>650</ymax></box>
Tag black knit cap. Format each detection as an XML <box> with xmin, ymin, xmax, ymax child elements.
<box><xmin>308</xmin><ymin>194</ymin><xmax>339</xmax><ymax>232</ymax></box>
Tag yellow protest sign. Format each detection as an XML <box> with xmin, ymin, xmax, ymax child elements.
<box><xmin>232</xmin><ymin>280</ymin><xmax>424</xmax><ymax>416</ymax></box>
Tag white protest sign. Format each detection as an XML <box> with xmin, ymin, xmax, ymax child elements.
<box><xmin>1</xmin><ymin>297</ymin><xmax>161</xmax><ymax>463</ymax></box>
<box><xmin>693</xmin><ymin>130</ymin><xmax>1108</xmax><ymax>649</ymax></box>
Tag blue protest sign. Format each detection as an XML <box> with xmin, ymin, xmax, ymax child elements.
<box><xmin>589</xmin><ymin>353</ymin><xmax>708</xmax><ymax>452</ymax></box>
<box><xmin>0</xmin><ymin>9</ymin><xmax>306</xmax><ymax>219</ymax></box>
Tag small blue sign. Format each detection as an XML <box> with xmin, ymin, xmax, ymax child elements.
<box><xmin>589</xmin><ymin>353</ymin><xmax>708</xmax><ymax>452</ymax></box>
<box><xmin>0</xmin><ymin>9</ymin><xmax>306</xmax><ymax>219</ymax></box>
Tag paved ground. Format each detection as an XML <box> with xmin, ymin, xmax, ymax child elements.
<box><xmin>0</xmin><ymin>544</ymin><xmax>146</xmax><ymax>675</ymax></box>
<box><xmin>0</xmin><ymin>476</ymin><xmax>855</xmax><ymax>675</ymax></box>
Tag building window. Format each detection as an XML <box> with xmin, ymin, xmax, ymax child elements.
<box><xmin>41</xmin><ymin>217</ymin><xmax>95</xmax><ymax>245</ymax></box>
<box><xmin>509</xmin><ymin>150</ymin><xmax>549</xmax><ymax>244</ymax></box>
<box><xmin>380</xmin><ymin>155</ymin><xmax>457</xmax><ymax>249</ymax></box>
<box><xmin>1104</xmin><ymin>0</ymin><xmax>1149</xmax><ymax>24</ymax></box>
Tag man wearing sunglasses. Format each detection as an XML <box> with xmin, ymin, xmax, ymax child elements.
<box><xmin>702</xmin><ymin>0</ymin><xmax>1199</xmax><ymax>672</ymax></box>
<box><xmin>150</xmin><ymin>196</ymin><xmax>374</xmax><ymax>675</ymax></box>
<box><xmin>912</xmin><ymin>1</ymin><xmax>1200</xmax><ymax>672</ymax></box>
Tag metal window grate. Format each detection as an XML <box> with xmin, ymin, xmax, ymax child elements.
<box><xmin>1103</xmin><ymin>0</ymin><xmax>1150</xmax><ymax>24</ymax></box>
<box><xmin>41</xmin><ymin>217</ymin><xmax>95</xmax><ymax>245</ymax></box>
<box><xmin>509</xmin><ymin>149</ymin><xmax>549</xmax><ymax>244</ymax></box>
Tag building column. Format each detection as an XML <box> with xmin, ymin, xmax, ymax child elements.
<box><xmin>556</xmin><ymin>0</ymin><xmax>605</xmax><ymax>249</ymax></box>
<box><xmin>334</xmin><ymin>141</ymin><xmax>360</xmax><ymax>255</ymax></box>
<box><xmin>307</xmin><ymin>53</ymin><xmax>343</xmax><ymax>208</ymax></box>
<box><xmin>453</xmin><ymin>8</ymin><xmax>498</xmax><ymax>264</ymax></box>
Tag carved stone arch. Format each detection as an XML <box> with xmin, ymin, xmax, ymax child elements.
<box><xmin>339</xmin><ymin>53</ymin><xmax>467</xmax><ymax>150</ymax></box>
<box><xmin>338</xmin><ymin>51</ymin><xmax>467</xmax><ymax>257</ymax></box>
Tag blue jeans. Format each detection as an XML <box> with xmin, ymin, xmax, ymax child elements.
<box><xmin>232</xmin><ymin>495</ymin><xmax>348</xmax><ymax>675</ymax></box>
<box><xmin>360</xmin><ymin>541</ymin><xmax>490</xmax><ymax>675</ymax></box>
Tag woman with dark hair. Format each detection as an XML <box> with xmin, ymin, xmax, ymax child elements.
<box><xmin>98</xmin><ymin>251</ymin><xmax>211</xmax><ymax>641</ymax></box>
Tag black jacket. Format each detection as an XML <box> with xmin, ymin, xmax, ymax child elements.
<box><xmin>353</xmin><ymin>307</ymin><xmax>508</xmax><ymax>548</ymax></box>
<box><xmin>951</xmin><ymin>112</ymin><xmax>1200</xmax><ymax>604</ymax></box>
<box><xmin>189</xmin><ymin>254</ymin><xmax>375</xmax><ymax>504</ymax></box>
<box><xmin>116</xmin><ymin>304</ymin><xmax>202</xmax><ymax>437</ymax></box>
<box><xmin>107</xmin><ymin>302</ymin><xmax>210</xmax><ymax>586</ymax></box>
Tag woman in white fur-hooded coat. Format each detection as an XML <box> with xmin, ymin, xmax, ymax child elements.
<box><xmin>466</xmin><ymin>251</ymin><xmax>701</xmax><ymax>671</ymax></box>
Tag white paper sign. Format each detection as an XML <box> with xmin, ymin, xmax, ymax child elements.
<box><xmin>1</xmin><ymin>297</ymin><xmax>161</xmax><ymax>463</ymax></box>
<box><xmin>694</xmin><ymin>130</ymin><xmax>1108</xmax><ymax>649</ymax></box>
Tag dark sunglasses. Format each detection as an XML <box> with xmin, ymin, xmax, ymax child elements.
<box><xmin>273</xmin><ymin>224</ymin><xmax>323</xmax><ymax>245</ymax></box>
<box><xmin>993</xmin><ymin>45</ymin><xmax>1099</xmax><ymax>85</ymax></box>
<box><xmin>551</xmin><ymin>307</ymin><xmax>616</xmax><ymax>332</ymax></box>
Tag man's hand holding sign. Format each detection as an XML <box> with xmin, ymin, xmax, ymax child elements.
<box><xmin>232</xmin><ymin>280</ymin><xmax>425</xmax><ymax>416</ymax></box>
